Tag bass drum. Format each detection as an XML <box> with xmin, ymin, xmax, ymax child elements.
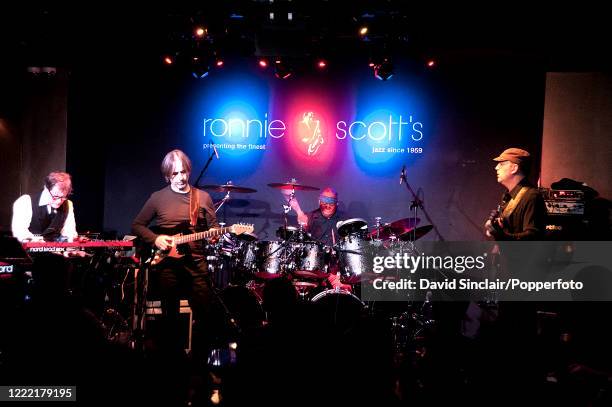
<box><xmin>310</xmin><ymin>289</ymin><xmax>365</xmax><ymax>334</ymax></box>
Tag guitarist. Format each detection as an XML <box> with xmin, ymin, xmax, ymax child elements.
<box><xmin>132</xmin><ymin>149</ymin><xmax>221</xmax><ymax>361</ymax></box>
<box><xmin>478</xmin><ymin>148</ymin><xmax>547</xmax><ymax>400</ymax></box>
<box><xmin>485</xmin><ymin>147</ymin><xmax>546</xmax><ymax>241</ymax></box>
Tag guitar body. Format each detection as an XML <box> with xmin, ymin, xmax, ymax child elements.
<box><xmin>150</xmin><ymin>238</ymin><xmax>185</xmax><ymax>266</ymax></box>
<box><xmin>147</xmin><ymin>223</ymin><xmax>254</xmax><ymax>267</ymax></box>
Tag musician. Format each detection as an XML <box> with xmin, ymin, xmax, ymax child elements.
<box><xmin>132</xmin><ymin>149</ymin><xmax>221</xmax><ymax>357</ymax></box>
<box><xmin>285</xmin><ymin>187</ymin><xmax>343</xmax><ymax>246</ymax></box>
<box><xmin>284</xmin><ymin>187</ymin><xmax>351</xmax><ymax>290</ymax></box>
<box><xmin>11</xmin><ymin>171</ymin><xmax>77</xmax><ymax>242</ymax></box>
<box><xmin>485</xmin><ymin>148</ymin><xmax>546</xmax><ymax>240</ymax></box>
<box><xmin>479</xmin><ymin>147</ymin><xmax>546</xmax><ymax>400</ymax></box>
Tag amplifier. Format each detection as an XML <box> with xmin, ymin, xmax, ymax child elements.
<box><xmin>541</xmin><ymin>188</ymin><xmax>585</xmax><ymax>216</ymax></box>
<box><xmin>544</xmin><ymin>200</ymin><xmax>585</xmax><ymax>215</ymax></box>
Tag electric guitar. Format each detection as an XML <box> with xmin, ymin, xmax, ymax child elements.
<box><xmin>149</xmin><ymin>223</ymin><xmax>253</xmax><ymax>266</ymax></box>
<box><xmin>484</xmin><ymin>204</ymin><xmax>502</xmax><ymax>239</ymax></box>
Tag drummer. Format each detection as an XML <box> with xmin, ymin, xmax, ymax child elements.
<box><xmin>282</xmin><ymin>187</ymin><xmax>352</xmax><ymax>291</ymax></box>
<box><xmin>283</xmin><ymin>187</ymin><xmax>342</xmax><ymax>246</ymax></box>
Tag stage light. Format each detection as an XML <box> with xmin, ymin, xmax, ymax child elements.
<box><xmin>195</xmin><ymin>27</ymin><xmax>207</xmax><ymax>38</ymax></box>
<box><xmin>359</xmin><ymin>26</ymin><xmax>368</xmax><ymax>36</ymax></box>
<box><xmin>317</xmin><ymin>59</ymin><xmax>327</xmax><ymax>69</ymax></box>
<box><xmin>274</xmin><ymin>61</ymin><xmax>293</xmax><ymax>79</ymax></box>
<box><xmin>162</xmin><ymin>56</ymin><xmax>174</xmax><ymax>65</ymax></box>
<box><xmin>426</xmin><ymin>59</ymin><xmax>436</xmax><ymax>68</ymax></box>
<box><xmin>216</xmin><ymin>59</ymin><xmax>224</xmax><ymax>67</ymax></box>
<box><xmin>374</xmin><ymin>59</ymin><xmax>394</xmax><ymax>81</ymax></box>
<box><xmin>192</xmin><ymin>57</ymin><xmax>210</xmax><ymax>78</ymax></box>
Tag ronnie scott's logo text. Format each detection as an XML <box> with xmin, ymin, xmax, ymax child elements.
<box><xmin>203</xmin><ymin>112</ymin><xmax>424</xmax><ymax>156</ymax></box>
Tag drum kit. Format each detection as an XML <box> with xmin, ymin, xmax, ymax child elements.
<box><xmin>201</xmin><ymin>180</ymin><xmax>433</xmax><ymax>307</ymax></box>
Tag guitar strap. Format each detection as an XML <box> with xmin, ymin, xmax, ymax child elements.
<box><xmin>189</xmin><ymin>188</ymin><xmax>200</xmax><ymax>228</ymax></box>
<box><xmin>501</xmin><ymin>186</ymin><xmax>528</xmax><ymax>219</ymax></box>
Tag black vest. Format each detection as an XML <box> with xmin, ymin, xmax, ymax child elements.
<box><xmin>29</xmin><ymin>191</ymin><xmax>69</xmax><ymax>241</ymax></box>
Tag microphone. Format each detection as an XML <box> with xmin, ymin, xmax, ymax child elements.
<box><xmin>212</xmin><ymin>143</ymin><xmax>219</xmax><ymax>159</ymax></box>
<box><xmin>399</xmin><ymin>165</ymin><xmax>406</xmax><ymax>184</ymax></box>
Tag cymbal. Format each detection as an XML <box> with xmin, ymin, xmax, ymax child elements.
<box><xmin>368</xmin><ymin>217</ymin><xmax>420</xmax><ymax>240</ymax></box>
<box><xmin>268</xmin><ymin>182</ymin><xmax>320</xmax><ymax>191</ymax></box>
<box><xmin>398</xmin><ymin>225</ymin><xmax>434</xmax><ymax>241</ymax></box>
<box><xmin>293</xmin><ymin>270</ymin><xmax>328</xmax><ymax>280</ymax></box>
<box><xmin>201</xmin><ymin>184</ymin><xmax>257</xmax><ymax>193</ymax></box>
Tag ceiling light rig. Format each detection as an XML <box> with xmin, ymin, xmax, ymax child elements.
<box><xmin>373</xmin><ymin>58</ymin><xmax>394</xmax><ymax>81</ymax></box>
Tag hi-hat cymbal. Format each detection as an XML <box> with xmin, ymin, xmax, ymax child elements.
<box><xmin>268</xmin><ymin>182</ymin><xmax>320</xmax><ymax>191</ymax></box>
<box><xmin>368</xmin><ymin>217</ymin><xmax>420</xmax><ymax>240</ymax></box>
<box><xmin>201</xmin><ymin>184</ymin><xmax>257</xmax><ymax>193</ymax></box>
<box><xmin>398</xmin><ymin>225</ymin><xmax>434</xmax><ymax>241</ymax></box>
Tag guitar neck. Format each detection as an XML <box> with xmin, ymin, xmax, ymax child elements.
<box><xmin>174</xmin><ymin>227</ymin><xmax>230</xmax><ymax>245</ymax></box>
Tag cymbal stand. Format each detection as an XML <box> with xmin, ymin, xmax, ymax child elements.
<box><xmin>400</xmin><ymin>170</ymin><xmax>445</xmax><ymax>241</ymax></box>
<box><xmin>281</xmin><ymin>185</ymin><xmax>296</xmax><ymax>230</ymax></box>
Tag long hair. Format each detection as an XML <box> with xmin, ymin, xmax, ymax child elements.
<box><xmin>160</xmin><ymin>149</ymin><xmax>192</xmax><ymax>182</ymax></box>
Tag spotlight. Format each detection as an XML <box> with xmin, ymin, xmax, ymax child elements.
<box><xmin>216</xmin><ymin>59</ymin><xmax>224</xmax><ymax>67</ymax></box>
<box><xmin>374</xmin><ymin>59</ymin><xmax>393</xmax><ymax>81</ymax></box>
<box><xmin>162</xmin><ymin>56</ymin><xmax>174</xmax><ymax>65</ymax></box>
<box><xmin>359</xmin><ymin>26</ymin><xmax>368</xmax><ymax>36</ymax></box>
<box><xmin>426</xmin><ymin>59</ymin><xmax>436</xmax><ymax>68</ymax></box>
<box><xmin>195</xmin><ymin>26</ymin><xmax>207</xmax><ymax>38</ymax></box>
<box><xmin>258</xmin><ymin>58</ymin><xmax>268</xmax><ymax>68</ymax></box>
<box><xmin>316</xmin><ymin>59</ymin><xmax>327</xmax><ymax>69</ymax></box>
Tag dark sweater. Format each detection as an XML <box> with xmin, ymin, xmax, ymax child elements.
<box><xmin>131</xmin><ymin>186</ymin><xmax>219</xmax><ymax>247</ymax></box>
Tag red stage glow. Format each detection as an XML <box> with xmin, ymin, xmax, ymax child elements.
<box><xmin>277</xmin><ymin>94</ymin><xmax>342</xmax><ymax>175</ymax></box>
<box><xmin>426</xmin><ymin>60</ymin><xmax>436</xmax><ymax>68</ymax></box>
<box><xmin>258</xmin><ymin>59</ymin><xmax>268</xmax><ymax>68</ymax></box>
<box><xmin>163</xmin><ymin>56</ymin><xmax>173</xmax><ymax>65</ymax></box>
<box><xmin>317</xmin><ymin>60</ymin><xmax>327</xmax><ymax>69</ymax></box>
<box><xmin>216</xmin><ymin>60</ymin><xmax>224</xmax><ymax>67</ymax></box>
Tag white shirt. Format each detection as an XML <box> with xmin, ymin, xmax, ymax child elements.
<box><xmin>11</xmin><ymin>188</ymin><xmax>78</xmax><ymax>242</ymax></box>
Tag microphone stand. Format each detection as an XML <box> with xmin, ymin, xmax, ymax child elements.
<box><xmin>400</xmin><ymin>171</ymin><xmax>445</xmax><ymax>241</ymax></box>
<box><xmin>194</xmin><ymin>147</ymin><xmax>218</xmax><ymax>188</ymax></box>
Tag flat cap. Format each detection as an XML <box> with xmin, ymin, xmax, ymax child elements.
<box><xmin>493</xmin><ymin>148</ymin><xmax>531</xmax><ymax>164</ymax></box>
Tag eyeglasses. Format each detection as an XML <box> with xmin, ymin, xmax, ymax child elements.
<box><xmin>50</xmin><ymin>193</ymin><xmax>68</xmax><ymax>201</ymax></box>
